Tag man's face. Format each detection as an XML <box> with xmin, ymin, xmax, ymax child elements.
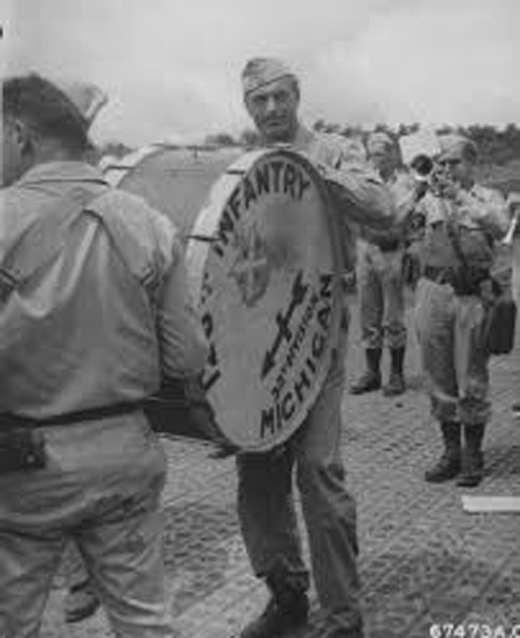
<box><xmin>244</xmin><ymin>76</ymin><xmax>300</xmax><ymax>143</ymax></box>
<box><xmin>2</xmin><ymin>117</ymin><xmax>27</xmax><ymax>188</ymax></box>
<box><xmin>367</xmin><ymin>141</ymin><xmax>397</xmax><ymax>177</ymax></box>
<box><xmin>437</xmin><ymin>152</ymin><xmax>474</xmax><ymax>187</ymax></box>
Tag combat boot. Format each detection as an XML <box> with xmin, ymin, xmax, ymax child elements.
<box><xmin>424</xmin><ymin>422</ymin><xmax>461</xmax><ymax>482</ymax></box>
<box><xmin>457</xmin><ymin>424</ymin><xmax>485</xmax><ymax>488</ymax></box>
<box><xmin>239</xmin><ymin>579</ymin><xmax>309</xmax><ymax>638</ymax></box>
<box><xmin>65</xmin><ymin>579</ymin><xmax>100</xmax><ymax>624</ymax></box>
<box><xmin>383</xmin><ymin>347</ymin><xmax>406</xmax><ymax>397</ymax></box>
<box><xmin>350</xmin><ymin>349</ymin><xmax>382</xmax><ymax>395</ymax></box>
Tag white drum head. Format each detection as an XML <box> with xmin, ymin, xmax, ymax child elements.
<box><xmin>186</xmin><ymin>148</ymin><xmax>342</xmax><ymax>451</ymax></box>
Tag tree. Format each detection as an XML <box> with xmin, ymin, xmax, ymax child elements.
<box><xmin>238</xmin><ymin>128</ymin><xmax>261</xmax><ymax>148</ymax></box>
<box><xmin>204</xmin><ymin>132</ymin><xmax>237</xmax><ymax>147</ymax></box>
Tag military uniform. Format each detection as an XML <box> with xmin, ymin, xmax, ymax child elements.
<box><xmin>0</xmin><ymin>161</ymin><xmax>207</xmax><ymax>637</ymax></box>
<box><xmin>237</xmin><ymin>124</ymin><xmax>393</xmax><ymax>638</ymax></box>
<box><xmin>415</xmin><ymin>181</ymin><xmax>509</xmax><ymax>485</ymax></box>
<box><xmin>351</xmin><ymin>170</ymin><xmax>416</xmax><ymax>396</ymax></box>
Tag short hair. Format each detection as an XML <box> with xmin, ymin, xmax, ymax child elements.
<box><xmin>3</xmin><ymin>73</ymin><xmax>90</xmax><ymax>152</ymax></box>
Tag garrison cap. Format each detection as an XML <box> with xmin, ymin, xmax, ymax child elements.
<box><xmin>241</xmin><ymin>57</ymin><xmax>297</xmax><ymax>96</ymax></box>
<box><xmin>3</xmin><ymin>74</ymin><xmax>99</xmax><ymax>150</ymax></box>
<box><xmin>366</xmin><ymin>131</ymin><xmax>395</xmax><ymax>154</ymax></box>
<box><xmin>58</xmin><ymin>81</ymin><xmax>108</xmax><ymax>129</ymax></box>
<box><xmin>437</xmin><ymin>133</ymin><xmax>478</xmax><ymax>163</ymax></box>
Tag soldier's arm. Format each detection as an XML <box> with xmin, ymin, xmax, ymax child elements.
<box><xmin>458</xmin><ymin>188</ymin><xmax>510</xmax><ymax>240</ymax></box>
<box><xmin>506</xmin><ymin>193</ymin><xmax>520</xmax><ymax>240</ymax></box>
<box><xmin>392</xmin><ymin>176</ymin><xmax>429</xmax><ymax>227</ymax></box>
<box><xmin>154</xmin><ymin>218</ymin><xmax>209</xmax><ymax>378</ymax></box>
<box><xmin>321</xmin><ymin>161</ymin><xmax>396</xmax><ymax>229</ymax></box>
<box><xmin>304</xmin><ymin>133</ymin><xmax>396</xmax><ymax>229</ymax></box>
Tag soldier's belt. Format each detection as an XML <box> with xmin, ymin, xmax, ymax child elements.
<box><xmin>365</xmin><ymin>236</ymin><xmax>401</xmax><ymax>252</ymax></box>
<box><xmin>0</xmin><ymin>401</ymin><xmax>144</xmax><ymax>430</ymax></box>
<box><xmin>422</xmin><ymin>265</ymin><xmax>489</xmax><ymax>295</ymax></box>
<box><xmin>375</xmin><ymin>238</ymin><xmax>401</xmax><ymax>252</ymax></box>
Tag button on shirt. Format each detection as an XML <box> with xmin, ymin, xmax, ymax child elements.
<box><xmin>0</xmin><ymin>162</ymin><xmax>208</xmax><ymax>419</ymax></box>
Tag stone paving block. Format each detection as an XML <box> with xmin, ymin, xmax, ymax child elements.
<box><xmin>40</xmin><ymin>301</ymin><xmax>520</xmax><ymax>638</ymax></box>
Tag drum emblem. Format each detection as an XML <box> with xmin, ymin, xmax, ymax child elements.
<box><xmin>185</xmin><ymin>148</ymin><xmax>342</xmax><ymax>451</ymax></box>
<box><xmin>229</xmin><ymin>224</ymin><xmax>271</xmax><ymax>307</ymax></box>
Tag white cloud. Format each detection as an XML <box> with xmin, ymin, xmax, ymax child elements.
<box><xmin>4</xmin><ymin>0</ymin><xmax>520</xmax><ymax>145</ymax></box>
<box><xmin>307</xmin><ymin>0</ymin><xmax>520</xmax><ymax>126</ymax></box>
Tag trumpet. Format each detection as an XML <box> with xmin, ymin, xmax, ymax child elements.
<box><xmin>409</xmin><ymin>153</ymin><xmax>460</xmax><ymax>201</ymax></box>
<box><xmin>410</xmin><ymin>154</ymin><xmax>435</xmax><ymax>182</ymax></box>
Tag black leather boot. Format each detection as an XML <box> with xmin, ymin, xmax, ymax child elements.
<box><xmin>424</xmin><ymin>422</ymin><xmax>461</xmax><ymax>482</ymax></box>
<box><xmin>383</xmin><ymin>347</ymin><xmax>406</xmax><ymax>397</ymax></box>
<box><xmin>457</xmin><ymin>424</ymin><xmax>485</xmax><ymax>488</ymax></box>
<box><xmin>65</xmin><ymin>579</ymin><xmax>100</xmax><ymax>624</ymax></box>
<box><xmin>350</xmin><ymin>349</ymin><xmax>382</xmax><ymax>395</ymax></box>
<box><xmin>239</xmin><ymin>578</ymin><xmax>309</xmax><ymax>638</ymax></box>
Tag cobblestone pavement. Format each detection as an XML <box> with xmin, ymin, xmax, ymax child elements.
<box><xmin>41</xmin><ymin>301</ymin><xmax>520</xmax><ymax>638</ymax></box>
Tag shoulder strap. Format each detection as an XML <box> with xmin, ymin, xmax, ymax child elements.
<box><xmin>0</xmin><ymin>187</ymin><xmax>102</xmax><ymax>296</ymax></box>
<box><xmin>444</xmin><ymin>215</ymin><xmax>470</xmax><ymax>271</ymax></box>
<box><xmin>85</xmin><ymin>189</ymin><xmax>177</xmax><ymax>300</ymax></box>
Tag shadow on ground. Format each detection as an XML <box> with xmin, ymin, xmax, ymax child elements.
<box><xmin>162</xmin><ymin>501</ymin><xmax>240</xmax><ymax>615</ymax></box>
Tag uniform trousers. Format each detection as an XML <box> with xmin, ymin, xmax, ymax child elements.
<box><xmin>414</xmin><ymin>277</ymin><xmax>491</xmax><ymax>426</ymax></box>
<box><xmin>236</xmin><ymin>323</ymin><xmax>363</xmax><ymax>637</ymax></box>
<box><xmin>0</xmin><ymin>413</ymin><xmax>174</xmax><ymax>638</ymax></box>
<box><xmin>356</xmin><ymin>241</ymin><xmax>406</xmax><ymax>350</ymax></box>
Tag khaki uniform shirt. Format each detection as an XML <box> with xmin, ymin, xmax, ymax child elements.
<box><xmin>417</xmin><ymin>183</ymin><xmax>509</xmax><ymax>270</ymax></box>
<box><xmin>0</xmin><ymin>162</ymin><xmax>207</xmax><ymax>418</ymax></box>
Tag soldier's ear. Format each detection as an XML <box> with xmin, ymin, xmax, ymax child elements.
<box><xmin>11</xmin><ymin>117</ymin><xmax>35</xmax><ymax>155</ymax></box>
<box><xmin>292</xmin><ymin>79</ymin><xmax>301</xmax><ymax>104</ymax></box>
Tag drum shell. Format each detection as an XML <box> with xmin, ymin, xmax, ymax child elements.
<box><xmin>101</xmin><ymin>146</ymin><xmax>241</xmax><ymax>446</ymax></box>
<box><xmin>102</xmin><ymin>145</ymin><xmax>243</xmax><ymax>234</ymax></box>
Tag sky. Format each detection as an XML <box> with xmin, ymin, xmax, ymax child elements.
<box><xmin>1</xmin><ymin>0</ymin><xmax>519</xmax><ymax>146</ymax></box>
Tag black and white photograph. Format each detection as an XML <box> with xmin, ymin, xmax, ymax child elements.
<box><xmin>1</xmin><ymin>1</ymin><xmax>519</xmax><ymax>637</ymax></box>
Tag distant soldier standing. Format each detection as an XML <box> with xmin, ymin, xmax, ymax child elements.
<box><xmin>415</xmin><ymin>134</ymin><xmax>509</xmax><ymax>487</ymax></box>
<box><xmin>350</xmin><ymin>132</ymin><xmax>411</xmax><ymax>397</ymax></box>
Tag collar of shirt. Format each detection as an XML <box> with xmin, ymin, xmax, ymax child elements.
<box><xmin>14</xmin><ymin>161</ymin><xmax>108</xmax><ymax>189</ymax></box>
<box><xmin>291</xmin><ymin>124</ymin><xmax>315</xmax><ymax>152</ymax></box>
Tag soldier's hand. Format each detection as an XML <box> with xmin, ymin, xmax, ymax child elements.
<box><xmin>207</xmin><ymin>442</ymin><xmax>239</xmax><ymax>459</ymax></box>
<box><xmin>414</xmin><ymin>180</ymin><xmax>429</xmax><ymax>201</ymax></box>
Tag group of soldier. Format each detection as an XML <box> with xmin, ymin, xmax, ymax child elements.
<box><xmin>1</xmin><ymin>55</ymin><xmax>518</xmax><ymax>638</ymax></box>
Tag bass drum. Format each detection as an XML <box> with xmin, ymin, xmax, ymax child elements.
<box><xmin>101</xmin><ymin>145</ymin><xmax>343</xmax><ymax>452</ymax></box>
<box><xmin>101</xmin><ymin>144</ymin><xmax>243</xmax><ymax>448</ymax></box>
<box><xmin>185</xmin><ymin>147</ymin><xmax>343</xmax><ymax>452</ymax></box>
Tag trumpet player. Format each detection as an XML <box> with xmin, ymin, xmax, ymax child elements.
<box><xmin>414</xmin><ymin>134</ymin><xmax>510</xmax><ymax>487</ymax></box>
